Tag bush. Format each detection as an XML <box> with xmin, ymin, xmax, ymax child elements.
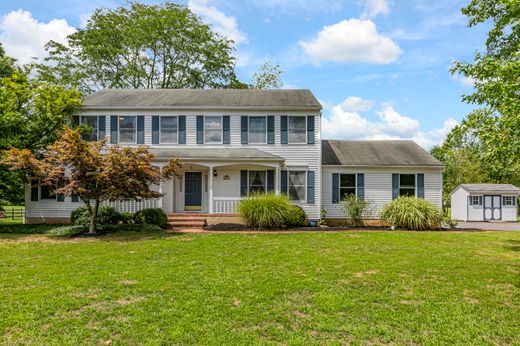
<box><xmin>119</xmin><ymin>212</ymin><xmax>134</xmax><ymax>224</ymax></box>
<box><xmin>341</xmin><ymin>194</ymin><xmax>371</xmax><ymax>227</ymax></box>
<box><xmin>238</xmin><ymin>193</ymin><xmax>301</xmax><ymax>229</ymax></box>
<box><xmin>286</xmin><ymin>205</ymin><xmax>307</xmax><ymax>228</ymax></box>
<box><xmin>444</xmin><ymin>217</ymin><xmax>458</xmax><ymax>229</ymax></box>
<box><xmin>71</xmin><ymin>205</ymin><xmax>122</xmax><ymax>226</ymax></box>
<box><xmin>134</xmin><ymin>208</ymin><xmax>168</xmax><ymax>229</ymax></box>
<box><xmin>48</xmin><ymin>225</ymin><xmax>87</xmax><ymax>236</ymax></box>
<box><xmin>0</xmin><ymin>224</ymin><xmax>57</xmax><ymax>234</ymax></box>
<box><xmin>380</xmin><ymin>196</ymin><xmax>443</xmax><ymax>231</ymax></box>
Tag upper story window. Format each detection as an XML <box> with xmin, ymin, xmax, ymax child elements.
<box><xmin>399</xmin><ymin>174</ymin><xmax>416</xmax><ymax>196</ymax></box>
<box><xmin>80</xmin><ymin>116</ymin><xmax>98</xmax><ymax>141</ymax></box>
<box><xmin>289</xmin><ymin>171</ymin><xmax>306</xmax><ymax>201</ymax></box>
<box><xmin>288</xmin><ymin>116</ymin><xmax>306</xmax><ymax>144</ymax></box>
<box><xmin>160</xmin><ymin>116</ymin><xmax>178</xmax><ymax>144</ymax></box>
<box><xmin>340</xmin><ymin>174</ymin><xmax>356</xmax><ymax>199</ymax></box>
<box><xmin>205</xmin><ymin>116</ymin><xmax>222</xmax><ymax>144</ymax></box>
<box><xmin>119</xmin><ymin>116</ymin><xmax>136</xmax><ymax>144</ymax></box>
<box><xmin>249</xmin><ymin>117</ymin><xmax>267</xmax><ymax>144</ymax></box>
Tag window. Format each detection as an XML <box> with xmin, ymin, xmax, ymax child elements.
<box><xmin>80</xmin><ymin>116</ymin><xmax>98</xmax><ymax>141</ymax></box>
<box><xmin>399</xmin><ymin>174</ymin><xmax>415</xmax><ymax>196</ymax></box>
<box><xmin>204</xmin><ymin>116</ymin><xmax>222</xmax><ymax>144</ymax></box>
<box><xmin>289</xmin><ymin>171</ymin><xmax>306</xmax><ymax>201</ymax></box>
<box><xmin>160</xmin><ymin>116</ymin><xmax>178</xmax><ymax>144</ymax></box>
<box><xmin>288</xmin><ymin>116</ymin><xmax>306</xmax><ymax>144</ymax></box>
<box><xmin>119</xmin><ymin>116</ymin><xmax>136</xmax><ymax>143</ymax></box>
<box><xmin>40</xmin><ymin>184</ymin><xmax>55</xmax><ymax>200</ymax></box>
<box><xmin>340</xmin><ymin>174</ymin><xmax>356</xmax><ymax>199</ymax></box>
<box><xmin>503</xmin><ymin>196</ymin><xmax>514</xmax><ymax>206</ymax></box>
<box><xmin>249</xmin><ymin>117</ymin><xmax>267</xmax><ymax>144</ymax></box>
<box><xmin>470</xmin><ymin>196</ymin><xmax>482</xmax><ymax>206</ymax></box>
<box><xmin>249</xmin><ymin>171</ymin><xmax>266</xmax><ymax>194</ymax></box>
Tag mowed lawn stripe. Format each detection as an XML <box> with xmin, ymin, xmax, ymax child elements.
<box><xmin>0</xmin><ymin>231</ymin><xmax>518</xmax><ymax>345</ymax></box>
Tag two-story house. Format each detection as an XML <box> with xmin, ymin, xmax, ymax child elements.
<box><xmin>24</xmin><ymin>89</ymin><xmax>443</xmax><ymax>225</ymax></box>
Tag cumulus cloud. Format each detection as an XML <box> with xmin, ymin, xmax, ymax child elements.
<box><xmin>0</xmin><ymin>10</ymin><xmax>75</xmax><ymax>65</ymax></box>
<box><xmin>300</xmin><ymin>19</ymin><xmax>402</xmax><ymax>64</ymax></box>
<box><xmin>361</xmin><ymin>0</ymin><xmax>390</xmax><ymax>18</ymax></box>
<box><xmin>322</xmin><ymin>96</ymin><xmax>457</xmax><ymax>148</ymax></box>
<box><xmin>188</xmin><ymin>0</ymin><xmax>247</xmax><ymax>45</ymax></box>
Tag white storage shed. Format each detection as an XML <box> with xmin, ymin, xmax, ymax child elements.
<box><xmin>451</xmin><ymin>184</ymin><xmax>519</xmax><ymax>222</ymax></box>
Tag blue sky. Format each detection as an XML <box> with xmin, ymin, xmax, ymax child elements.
<box><xmin>0</xmin><ymin>0</ymin><xmax>490</xmax><ymax>147</ymax></box>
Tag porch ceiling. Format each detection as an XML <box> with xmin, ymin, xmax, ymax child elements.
<box><xmin>150</xmin><ymin>148</ymin><xmax>284</xmax><ymax>162</ymax></box>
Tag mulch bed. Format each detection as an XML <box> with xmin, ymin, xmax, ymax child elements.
<box><xmin>203</xmin><ymin>223</ymin><xmax>453</xmax><ymax>232</ymax></box>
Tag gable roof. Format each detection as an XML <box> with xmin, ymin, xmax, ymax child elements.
<box><xmin>457</xmin><ymin>184</ymin><xmax>520</xmax><ymax>194</ymax></box>
<box><xmin>322</xmin><ymin>140</ymin><xmax>443</xmax><ymax>167</ymax></box>
<box><xmin>81</xmin><ymin>89</ymin><xmax>322</xmax><ymax>111</ymax></box>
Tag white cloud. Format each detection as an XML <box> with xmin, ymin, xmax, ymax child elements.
<box><xmin>361</xmin><ymin>0</ymin><xmax>390</xmax><ymax>18</ymax></box>
<box><xmin>0</xmin><ymin>10</ymin><xmax>76</xmax><ymax>65</ymax></box>
<box><xmin>322</xmin><ymin>96</ymin><xmax>457</xmax><ymax>148</ymax></box>
<box><xmin>300</xmin><ymin>19</ymin><xmax>402</xmax><ymax>64</ymax></box>
<box><xmin>188</xmin><ymin>0</ymin><xmax>247</xmax><ymax>45</ymax></box>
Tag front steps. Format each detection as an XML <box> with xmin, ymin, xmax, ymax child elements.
<box><xmin>167</xmin><ymin>213</ymin><xmax>207</xmax><ymax>228</ymax></box>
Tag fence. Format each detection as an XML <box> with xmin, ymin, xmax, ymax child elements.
<box><xmin>0</xmin><ymin>207</ymin><xmax>25</xmax><ymax>222</ymax></box>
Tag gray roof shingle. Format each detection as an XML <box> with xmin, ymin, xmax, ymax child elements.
<box><xmin>322</xmin><ymin>140</ymin><xmax>443</xmax><ymax>167</ymax></box>
<box><xmin>82</xmin><ymin>89</ymin><xmax>322</xmax><ymax>111</ymax></box>
<box><xmin>459</xmin><ymin>184</ymin><xmax>520</xmax><ymax>194</ymax></box>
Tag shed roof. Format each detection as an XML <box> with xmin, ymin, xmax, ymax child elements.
<box><xmin>457</xmin><ymin>184</ymin><xmax>520</xmax><ymax>194</ymax></box>
<box><xmin>322</xmin><ymin>140</ymin><xmax>443</xmax><ymax>167</ymax></box>
<box><xmin>150</xmin><ymin>148</ymin><xmax>283</xmax><ymax>161</ymax></box>
<box><xmin>82</xmin><ymin>89</ymin><xmax>322</xmax><ymax>111</ymax></box>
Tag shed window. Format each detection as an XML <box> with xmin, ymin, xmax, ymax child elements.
<box><xmin>340</xmin><ymin>174</ymin><xmax>356</xmax><ymax>200</ymax></box>
<box><xmin>503</xmin><ymin>196</ymin><xmax>514</xmax><ymax>206</ymax></box>
<box><xmin>399</xmin><ymin>174</ymin><xmax>415</xmax><ymax>196</ymax></box>
<box><xmin>470</xmin><ymin>196</ymin><xmax>482</xmax><ymax>206</ymax></box>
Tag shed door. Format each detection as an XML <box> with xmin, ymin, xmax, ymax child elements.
<box><xmin>484</xmin><ymin>195</ymin><xmax>501</xmax><ymax>221</ymax></box>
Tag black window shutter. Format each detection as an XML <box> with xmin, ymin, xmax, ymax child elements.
<box><xmin>241</xmin><ymin>116</ymin><xmax>248</xmax><ymax>144</ymax></box>
<box><xmin>417</xmin><ymin>173</ymin><xmax>424</xmax><ymax>198</ymax></box>
<box><xmin>152</xmin><ymin>116</ymin><xmax>159</xmax><ymax>144</ymax></box>
<box><xmin>178</xmin><ymin>116</ymin><xmax>186</xmax><ymax>144</ymax></box>
<box><xmin>267</xmin><ymin>170</ymin><xmax>274</xmax><ymax>192</ymax></box>
<box><xmin>502</xmin><ymin>196</ymin><xmax>506</xmax><ymax>205</ymax></box>
<box><xmin>240</xmin><ymin>170</ymin><xmax>248</xmax><ymax>197</ymax></box>
<box><xmin>110</xmin><ymin>116</ymin><xmax>118</xmax><ymax>144</ymax></box>
<box><xmin>267</xmin><ymin>116</ymin><xmax>275</xmax><ymax>144</ymax></box>
<box><xmin>280</xmin><ymin>116</ymin><xmax>288</xmax><ymax>144</ymax></box>
<box><xmin>357</xmin><ymin>173</ymin><xmax>365</xmax><ymax>200</ymax></box>
<box><xmin>307</xmin><ymin>116</ymin><xmax>315</xmax><ymax>144</ymax></box>
<box><xmin>31</xmin><ymin>184</ymin><xmax>39</xmax><ymax>201</ymax></box>
<box><xmin>468</xmin><ymin>195</ymin><xmax>472</xmax><ymax>206</ymax></box>
<box><xmin>307</xmin><ymin>171</ymin><xmax>315</xmax><ymax>204</ymax></box>
<box><xmin>332</xmin><ymin>173</ymin><xmax>340</xmax><ymax>203</ymax></box>
<box><xmin>392</xmin><ymin>174</ymin><xmax>399</xmax><ymax>200</ymax></box>
<box><xmin>281</xmin><ymin>170</ymin><xmax>288</xmax><ymax>195</ymax></box>
<box><xmin>196</xmin><ymin>116</ymin><xmax>204</xmax><ymax>144</ymax></box>
<box><xmin>98</xmin><ymin>116</ymin><xmax>106</xmax><ymax>140</ymax></box>
<box><xmin>513</xmin><ymin>196</ymin><xmax>517</xmax><ymax>206</ymax></box>
<box><xmin>71</xmin><ymin>194</ymin><xmax>79</xmax><ymax>202</ymax></box>
<box><xmin>479</xmin><ymin>196</ymin><xmax>483</xmax><ymax>205</ymax></box>
<box><xmin>223</xmin><ymin>116</ymin><xmax>230</xmax><ymax>144</ymax></box>
<box><xmin>137</xmin><ymin>116</ymin><xmax>145</xmax><ymax>144</ymax></box>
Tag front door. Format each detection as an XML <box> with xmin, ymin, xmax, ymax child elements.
<box><xmin>185</xmin><ymin>172</ymin><xmax>202</xmax><ymax>211</ymax></box>
<box><xmin>484</xmin><ymin>195</ymin><xmax>501</xmax><ymax>221</ymax></box>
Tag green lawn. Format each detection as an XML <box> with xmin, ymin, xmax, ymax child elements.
<box><xmin>0</xmin><ymin>231</ymin><xmax>519</xmax><ymax>345</ymax></box>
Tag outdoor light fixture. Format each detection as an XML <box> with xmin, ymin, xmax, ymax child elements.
<box><xmin>213</xmin><ymin>169</ymin><xmax>217</xmax><ymax>177</ymax></box>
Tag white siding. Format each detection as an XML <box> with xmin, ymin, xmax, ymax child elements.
<box><xmin>502</xmin><ymin>195</ymin><xmax>518</xmax><ymax>221</ymax></box>
<box><xmin>450</xmin><ymin>188</ymin><xmax>469</xmax><ymax>221</ymax></box>
<box><xmin>322</xmin><ymin>166</ymin><xmax>443</xmax><ymax>219</ymax></box>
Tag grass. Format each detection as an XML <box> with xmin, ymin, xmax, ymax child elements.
<box><xmin>0</xmin><ymin>231</ymin><xmax>519</xmax><ymax>345</ymax></box>
<box><xmin>0</xmin><ymin>205</ymin><xmax>25</xmax><ymax>225</ymax></box>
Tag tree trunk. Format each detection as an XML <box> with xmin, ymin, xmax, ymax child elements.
<box><xmin>88</xmin><ymin>200</ymin><xmax>100</xmax><ymax>234</ymax></box>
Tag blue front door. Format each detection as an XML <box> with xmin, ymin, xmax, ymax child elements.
<box><xmin>185</xmin><ymin>172</ymin><xmax>202</xmax><ymax>210</ymax></box>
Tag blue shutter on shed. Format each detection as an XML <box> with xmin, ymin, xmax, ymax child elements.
<box><xmin>98</xmin><ymin>116</ymin><xmax>106</xmax><ymax>140</ymax></box>
<box><xmin>136</xmin><ymin>116</ymin><xmax>145</xmax><ymax>144</ymax></box>
<box><xmin>152</xmin><ymin>116</ymin><xmax>159</xmax><ymax>144</ymax></box>
<box><xmin>267</xmin><ymin>116</ymin><xmax>275</xmax><ymax>144</ymax></box>
<box><xmin>357</xmin><ymin>173</ymin><xmax>365</xmax><ymax>200</ymax></box>
<box><xmin>307</xmin><ymin>116</ymin><xmax>315</xmax><ymax>144</ymax></box>
<box><xmin>178</xmin><ymin>116</ymin><xmax>186</xmax><ymax>144</ymax></box>
<box><xmin>281</xmin><ymin>170</ymin><xmax>288</xmax><ymax>195</ymax></box>
<box><xmin>513</xmin><ymin>196</ymin><xmax>517</xmax><ymax>206</ymax></box>
<box><xmin>223</xmin><ymin>116</ymin><xmax>230</xmax><ymax>144</ymax></box>
<box><xmin>479</xmin><ymin>196</ymin><xmax>483</xmax><ymax>205</ymax></box>
<box><xmin>417</xmin><ymin>173</ymin><xmax>424</xmax><ymax>198</ymax></box>
<box><xmin>307</xmin><ymin>171</ymin><xmax>315</xmax><ymax>204</ymax></box>
<box><xmin>267</xmin><ymin>170</ymin><xmax>274</xmax><ymax>192</ymax></box>
<box><xmin>332</xmin><ymin>173</ymin><xmax>340</xmax><ymax>203</ymax></box>
<box><xmin>392</xmin><ymin>173</ymin><xmax>399</xmax><ymax>200</ymax></box>
<box><xmin>241</xmin><ymin>116</ymin><xmax>248</xmax><ymax>144</ymax></box>
<box><xmin>280</xmin><ymin>116</ymin><xmax>288</xmax><ymax>144</ymax></box>
<box><xmin>110</xmin><ymin>116</ymin><xmax>118</xmax><ymax>144</ymax></box>
<box><xmin>196</xmin><ymin>116</ymin><xmax>204</xmax><ymax>144</ymax></box>
<box><xmin>240</xmin><ymin>170</ymin><xmax>248</xmax><ymax>197</ymax></box>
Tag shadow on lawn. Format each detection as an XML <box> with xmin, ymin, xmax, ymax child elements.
<box><xmin>503</xmin><ymin>240</ymin><xmax>520</xmax><ymax>252</ymax></box>
<box><xmin>0</xmin><ymin>230</ymin><xmax>186</xmax><ymax>243</ymax></box>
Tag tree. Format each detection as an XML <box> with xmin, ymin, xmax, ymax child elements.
<box><xmin>0</xmin><ymin>43</ymin><xmax>15</xmax><ymax>79</ymax></box>
<box><xmin>251</xmin><ymin>61</ymin><xmax>283</xmax><ymax>89</ymax></box>
<box><xmin>2</xmin><ymin>127</ymin><xmax>178</xmax><ymax>233</ymax></box>
<box><xmin>36</xmin><ymin>1</ymin><xmax>239</xmax><ymax>93</ymax></box>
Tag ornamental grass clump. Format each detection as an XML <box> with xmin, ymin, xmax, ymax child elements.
<box><xmin>238</xmin><ymin>193</ymin><xmax>296</xmax><ymax>229</ymax></box>
<box><xmin>341</xmin><ymin>194</ymin><xmax>371</xmax><ymax>227</ymax></box>
<box><xmin>380</xmin><ymin>196</ymin><xmax>443</xmax><ymax>231</ymax></box>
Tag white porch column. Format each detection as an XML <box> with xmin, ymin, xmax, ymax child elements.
<box><xmin>275</xmin><ymin>165</ymin><xmax>280</xmax><ymax>194</ymax></box>
<box><xmin>158</xmin><ymin>167</ymin><xmax>163</xmax><ymax>209</ymax></box>
<box><xmin>208</xmin><ymin>165</ymin><xmax>214</xmax><ymax>214</ymax></box>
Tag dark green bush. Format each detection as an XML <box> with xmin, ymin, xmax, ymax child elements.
<box><xmin>71</xmin><ymin>205</ymin><xmax>122</xmax><ymax>226</ymax></box>
<box><xmin>238</xmin><ymin>193</ymin><xmax>297</xmax><ymax>229</ymax></box>
<box><xmin>48</xmin><ymin>225</ymin><xmax>87</xmax><ymax>236</ymax></box>
<box><xmin>108</xmin><ymin>224</ymin><xmax>161</xmax><ymax>232</ymax></box>
<box><xmin>286</xmin><ymin>205</ymin><xmax>307</xmax><ymax>227</ymax></box>
<box><xmin>134</xmin><ymin>208</ymin><xmax>168</xmax><ymax>229</ymax></box>
<box><xmin>119</xmin><ymin>212</ymin><xmax>134</xmax><ymax>224</ymax></box>
<box><xmin>341</xmin><ymin>194</ymin><xmax>371</xmax><ymax>227</ymax></box>
<box><xmin>380</xmin><ymin>196</ymin><xmax>443</xmax><ymax>231</ymax></box>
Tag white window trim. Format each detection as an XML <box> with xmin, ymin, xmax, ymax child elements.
<box><xmin>503</xmin><ymin>196</ymin><xmax>514</xmax><ymax>206</ymax></box>
<box><xmin>339</xmin><ymin>173</ymin><xmax>357</xmax><ymax>199</ymax></box>
<box><xmin>204</xmin><ymin>115</ymin><xmax>223</xmax><ymax>145</ymax></box>
<box><xmin>79</xmin><ymin>115</ymin><xmax>100</xmax><ymax>141</ymax></box>
<box><xmin>398</xmin><ymin>173</ymin><xmax>417</xmax><ymax>197</ymax></box>
<box><xmin>288</xmin><ymin>116</ymin><xmax>307</xmax><ymax>144</ymax></box>
<box><xmin>159</xmin><ymin>116</ymin><xmax>179</xmax><ymax>144</ymax></box>
<box><xmin>118</xmin><ymin>115</ymin><xmax>137</xmax><ymax>144</ymax></box>
<box><xmin>288</xmin><ymin>170</ymin><xmax>307</xmax><ymax>202</ymax></box>
<box><xmin>248</xmin><ymin>116</ymin><xmax>268</xmax><ymax>144</ymax></box>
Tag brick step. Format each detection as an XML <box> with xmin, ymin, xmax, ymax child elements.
<box><xmin>168</xmin><ymin>220</ymin><xmax>206</xmax><ymax>228</ymax></box>
<box><xmin>168</xmin><ymin>217</ymin><xmax>207</xmax><ymax>222</ymax></box>
<box><xmin>168</xmin><ymin>213</ymin><xmax>239</xmax><ymax>217</ymax></box>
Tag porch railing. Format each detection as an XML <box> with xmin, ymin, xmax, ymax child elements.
<box><xmin>213</xmin><ymin>197</ymin><xmax>241</xmax><ymax>214</ymax></box>
<box><xmin>103</xmin><ymin>199</ymin><xmax>161</xmax><ymax>213</ymax></box>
